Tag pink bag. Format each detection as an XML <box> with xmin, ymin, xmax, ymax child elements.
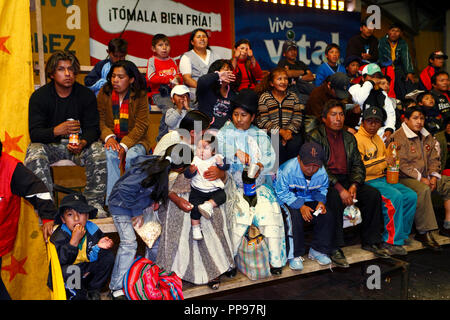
<box><xmin>123</xmin><ymin>257</ymin><xmax>183</xmax><ymax>300</ymax></box>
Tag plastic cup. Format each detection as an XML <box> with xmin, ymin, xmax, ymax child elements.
<box><xmin>247</xmin><ymin>163</ymin><xmax>259</xmax><ymax>179</ymax></box>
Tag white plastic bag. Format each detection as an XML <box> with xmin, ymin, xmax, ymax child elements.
<box><xmin>134</xmin><ymin>206</ymin><xmax>162</xmax><ymax>248</ymax></box>
<box><xmin>343</xmin><ymin>199</ymin><xmax>362</xmax><ymax>228</ymax></box>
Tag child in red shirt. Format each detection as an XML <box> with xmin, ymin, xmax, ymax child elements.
<box><xmin>146</xmin><ymin>34</ymin><xmax>183</xmax><ymax>106</ymax></box>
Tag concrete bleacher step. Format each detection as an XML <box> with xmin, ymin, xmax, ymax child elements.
<box><xmin>92</xmin><ymin>216</ymin><xmax>450</xmax><ymax>300</ymax></box>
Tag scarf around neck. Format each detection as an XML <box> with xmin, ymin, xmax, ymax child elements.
<box><xmin>112</xmin><ymin>90</ymin><xmax>130</xmax><ymax>141</ymax></box>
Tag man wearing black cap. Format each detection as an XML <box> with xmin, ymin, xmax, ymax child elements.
<box><xmin>274</xmin><ymin>142</ymin><xmax>335</xmax><ymax>270</ymax></box>
<box><xmin>355</xmin><ymin>107</ymin><xmax>417</xmax><ymax>255</ymax></box>
<box><xmin>309</xmin><ymin>100</ymin><xmax>389</xmax><ymax>267</ymax></box>
<box><xmin>0</xmin><ymin>140</ymin><xmax>57</xmax><ymax>300</ymax></box>
<box><xmin>346</xmin><ymin>17</ymin><xmax>379</xmax><ymax>64</ymax></box>
<box><xmin>278</xmin><ymin>40</ymin><xmax>315</xmax><ymax>98</ymax></box>
<box><xmin>419</xmin><ymin>51</ymin><xmax>448</xmax><ymax>91</ymax></box>
<box><xmin>305</xmin><ymin>72</ymin><xmax>351</xmax><ymax>123</ymax></box>
<box><xmin>49</xmin><ymin>193</ymin><xmax>114</xmax><ymax>300</ymax></box>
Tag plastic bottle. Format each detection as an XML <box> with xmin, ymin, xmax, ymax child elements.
<box><xmin>386</xmin><ymin>144</ymin><xmax>399</xmax><ymax>184</ymax></box>
<box><xmin>242</xmin><ymin>168</ymin><xmax>257</xmax><ymax>207</ymax></box>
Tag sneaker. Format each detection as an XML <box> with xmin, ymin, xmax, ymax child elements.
<box><xmin>382</xmin><ymin>242</ymin><xmax>407</xmax><ymax>256</ymax></box>
<box><xmin>308</xmin><ymin>248</ymin><xmax>332</xmax><ymax>265</ymax></box>
<box><xmin>192</xmin><ymin>225</ymin><xmax>203</xmax><ymax>240</ymax></box>
<box><xmin>198</xmin><ymin>201</ymin><xmax>214</xmax><ymax>219</ymax></box>
<box><xmin>330</xmin><ymin>249</ymin><xmax>349</xmax><ymax>268</ymax></box>
<box><xmin>289</xmin><ymin>256</ymin><xmax>304</xmax><ymax>271</ymax></box>
<box><xmin>362</xmin><ymin>243</ymin><xmax>391</xmax><ymax>258</ymax></box>
<box><xmin>92</xmin><ymin>203</ymin><xmax>109</xmax><ymax>218</ymax></box>
<box><xmin>110</xmin><ymin>289</ymin><xmax>127</xmax><ymax>300</ymax></box>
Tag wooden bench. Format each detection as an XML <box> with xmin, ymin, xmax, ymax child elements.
<box><xmin>90</xmin><ymin>217</ymin><xmax>450</xmax><ymax>299</ymax></box>
<box><xmin>180</xmin><ymin>233</ymin><xmax>450</xmax><ymax>299</ymax></box>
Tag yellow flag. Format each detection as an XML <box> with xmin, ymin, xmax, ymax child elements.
<box><xmin>0</xmin><ymin>0</ymin><xmax>51</xmax><ymax>300</ymax></box>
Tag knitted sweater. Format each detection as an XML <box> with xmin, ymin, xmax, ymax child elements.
<box><xmin>256</xmin><ymin>91</ymin><xmax>304</xmax><ymax>134</ymax></box>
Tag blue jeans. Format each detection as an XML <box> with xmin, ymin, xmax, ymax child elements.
<box><xmin>105</xmin><ymin>144</ymin><xmax>146</xmax><ymax>203</ymax></box>
<box><xmin>109</xmin><ymin>213</ymin><xmax>137</xmax><ymax>291</ymax></box>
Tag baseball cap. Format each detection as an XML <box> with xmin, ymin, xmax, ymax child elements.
<box><xmin>56</xmin><ymin>193</ymin><xmax>98</xmax><ymax>224</ymax></box>
<box><xmin>299</xmin><ymin>142</ymin><xmax>324</xmax><ymax>167</ymax></box>
<box><xmin>170</xmin><ymin>84</ymin><xmax>190</xmax><ymax>98</ymax></box>
<box><xmin>362</xmin><ymin>63</ymin><xmax>383</xmax><ymax>77</ymax></box>
<box><xmin>429</xmin><ymin>51</ymin><xmax>448</xmax><ymax>60</ymax></box>
<box><xmin>282</xmin><ymin>40</ymin><xmax>298</xmax><ymax>54</ymax></box>
<box><xmin>362</xmin><ymin>106</ymin><xmax>385</xmax><ymax>123</ymax></box>
<box><xmin>328</xmin><ymin>72</ymin><xmax>351</xmax><ymax>100</ymax></box>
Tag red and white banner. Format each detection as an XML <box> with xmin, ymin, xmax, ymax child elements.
<box><xmin>88</xmin><ymin>0</ymin><xmax>233</xmax><ymax>67</ymax></box>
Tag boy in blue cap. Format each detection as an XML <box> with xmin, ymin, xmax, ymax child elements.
<box><xmin>274</xmin><ymin>142</ymin><xmax>335</xmax><ymax>270</ymax></box>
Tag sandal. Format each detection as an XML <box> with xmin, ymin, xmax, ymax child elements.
<box><xmin>207</xmin><ymin>277</ymin><xmax>220</xmax><ymax>290</ymax></box>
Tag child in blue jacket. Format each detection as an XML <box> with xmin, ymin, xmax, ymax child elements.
<box><xmin>274</xmin><ymin>142</ymin><xmax>335</xmax><ymax>271</ymax></box>
<box><xmin>315</xmin><ymin>43</ymin><xmax>346</xmax><ymax>86</ymax></box>
<box><xmin>108</xmin><ymin>143</ymin><xmax>193</xmax><ymax>299</ymax></box>
<box><xmin>49</xmin><ymin>193</ymin><xmax>114</xmax><ymax>300</ymax></box>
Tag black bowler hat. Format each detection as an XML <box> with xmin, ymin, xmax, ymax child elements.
<box><xmin>56</xmin><ymin>193</ymin><xmax>97</xmax><ymax>224</ymax></box>
<box><xmin>231</xmin><ymin>88</ymin><xmax>259</xmax><ymax>115</ymax></box>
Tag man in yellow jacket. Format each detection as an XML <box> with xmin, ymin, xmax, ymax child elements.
<box><xmin>355</xmin><ymin>107</ymin><xmax>416</xmax><ymax>255</ymax></box>
<box><xmin>390</xmin><ymin>105</ymin><xmax>450</xmax><ymax>250</ymax></box>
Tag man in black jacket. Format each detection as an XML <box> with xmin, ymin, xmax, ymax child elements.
<box><xmin>24</xmin><ymin>51</ymin><xmax>107</xmax><ymax>217</ymax></box>
<box><xmin>309</xmin><ymin>100</ymin><xmax>390</xmax><ymax>268</ymax></box>
<box><xmin>346</xmin><ymin>17</ymin><xmax>379</xmax><ymax>64</ymax></box>
<box><xmin>431</xmin><ymin>71</ymin><xmax>450</xmax><ymax>121</ymax></box>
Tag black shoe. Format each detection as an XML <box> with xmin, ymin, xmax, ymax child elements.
<box><xmin>330</xmin><ymin>249</ymin><xmax>349</xmax><ymax>268</ymax></box>
<box><xmin>87</xmin><ymin>290</ymin><xmax>101</xmax><ymax>300</ymax></box>
<box><xmin>439</xmin><ymin>228</ymin><xmax>450</xmax><ymax>238</ymax></box>
<box><xmin>362</xmin><ymin>243</ymin><xmax>391</xmax><ymax>258</ymax></box>
<box><xmin>415</xmin><ymin>232</ymin><xmax>442</xmax><ymax>251</ymax></box>
<box><xmin>208</xmin><ymin>277</ymin><xmax>220</xmax><ymax>290</ymax></box>
<box><xmin>270</xmin><ymin>267</ymin><xmax>283</xmax><ymax>275</ymax></box>
<box><xmin>224</xmin><ymin>267</ymin><xmax>237</xmax><ymax>278</ymax></box>
<box><xmin>381</xmin><ymin>242</ymin><xmax>407</xmax><ymax>256</ymax></box>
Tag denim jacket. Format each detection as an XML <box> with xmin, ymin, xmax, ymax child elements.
<box><xmin>108</xmin><ymin>155</ymin><xmax>157</xmax><ymax>217</ymax></box>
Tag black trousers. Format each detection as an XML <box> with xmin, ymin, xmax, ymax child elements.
<box><xmin>62</xmin><ymin>249</ymin><xmax>115</xmax><ymax>299</ymax></box>
<box><xmin>326</xmin><ymin>177</ymin><xmax>383</xmax><ymax>249</ymax></box>
<box><xmin>288</xmin><ymin>201</ymin><xmax>335</xmax><ymax>257</ymax></box>
<box><xmin>268</xmin><ymin>130</ymin><xmax>304</xmax><ymax>165</ymax></box>
<box><xmin>189</xmin><ymin>187</ymin><xmax>226</xmax><ymax>220</ymax></box>
<box><xmin>0</xmin><ymin>257</ymin><xmax>11</xmax><ymax>300</ymax></box>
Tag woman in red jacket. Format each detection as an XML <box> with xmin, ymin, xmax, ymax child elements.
<box><xmin>232</xmin><ymin>39</ymin><xmax>263</xmax><ymax>91</ymax></box>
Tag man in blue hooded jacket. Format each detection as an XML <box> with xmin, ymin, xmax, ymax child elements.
<box><xmin>274</xmin><ymin>142</ymin><xmax>335</xmax><ymax>271</ymax></box>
